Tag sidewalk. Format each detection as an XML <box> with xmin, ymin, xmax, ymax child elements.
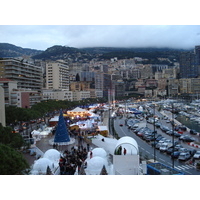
<box><xmin>23</xmin><ymin>134</ymin><xmax>97</xmax><ymax>167</ymax></box>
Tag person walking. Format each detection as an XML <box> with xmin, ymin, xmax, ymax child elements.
<box><xmin>90</xmin><ymin>151</ymin><xmax>93</xmax><ymax>159</ymax></box>
<box><xmin>87</xmin><ymin>143</ymin><xmax>90</xmax><ymax>152</ymax></box>
<box><xmin>123</xmin><ymin>148</ymin><xmax>127</xmax><ymax>155</ymax></box>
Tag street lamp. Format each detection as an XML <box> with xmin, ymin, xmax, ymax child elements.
<box><xmin>153</xmin><ymin>103</ymin><xmax>156</xmax><ymax>162</ymax></box>
<box><xmin>171</xmin><ymin>102</ymin><xmax>175</xmax><ymax>169</ymax></box>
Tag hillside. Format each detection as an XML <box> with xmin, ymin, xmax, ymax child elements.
<box><xmin>32</xmin><ymin>45</ymin><xmax>94</xmax><ymax>61</ymax></box>
<box><xmin>0</xmin><ymin>43</ymin><xmax>192</xmax><ymax>62</ymax></box>
<box><xmin>0</xmin><ymin>43</ymin><xmax>43</xmax><ymax>58</ymax></box>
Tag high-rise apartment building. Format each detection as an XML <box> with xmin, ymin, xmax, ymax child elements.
<box><xmin>46</xmin><ymin>60</ymin><xmax>69</xmax><ymax>90</ymax></box>
<box><xmin>0</xmin><ymin>58</ymin><xmax>43</xmax><ymax>91</ymax></box>
<box><xmin>179</xmin><ymin>47</ymin><xmax>200</xmax><ymax>78</ymax></box>
<box><xmin>195</xmin><ymin>45</ymin><xmax>200</xmax><ymax>76</ymax></box>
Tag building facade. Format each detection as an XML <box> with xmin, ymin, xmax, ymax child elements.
<box><xmin>10</xmin><ymin>89</ymin><xmax>42</xmax><ymax>108</ymax></box>
<box><xmin>179</xmin><ymin>52</ymin><xmax>198</xmax><ymax>78</ymax></box>
<box><xmin>46</xmin><ymin>60</ymin><xmax>69</xmax><ymax>90</ymax></box>
<box><xmin>42</xmin><ymin>89</ymin><xmax>73</xmax><ymax>101</ymax></box>
<box><xmin>0</xmin><ymin>58</ymin><xmax>43</xmax><ymax>91</ymax></box>
<box><xmin>0</xmin><ymin>86</ymin><xmax>6</xmax><ymax>126</ymax></box>
<box><xmin>0</xmin><ymin>78</ymin><xmax>17</xmax><ymax>106</ymax></box>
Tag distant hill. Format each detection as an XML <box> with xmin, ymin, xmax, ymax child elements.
<box><xmin>82</xmin><ymin>47</ymin><xmax>192</xmax><ymax>62</ymax></box>
<box><xmin>32</xmin><ymin>45</ymin><xmax>191</xmax><ymax>62</ymax></box>
<box><xmin>0</xmin><ymin>43</ymin><xmax>43</xmax><ymax>58</ymax></box>
<box><xmin>0</xmin><ymin>43</ymin><xmax>192</xmax><ymax>62</ymax></box>
<box><xmin>32</xmin><ymin>45</ymin><xmax>94</xmax><ymax>61</ymax></box>
<box><xmin>81</xmin><ymin>47</ymin><xmax>191</xmax><ymax>54</ymax></box>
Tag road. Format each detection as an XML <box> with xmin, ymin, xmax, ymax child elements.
<box><xmin>114</xmin><ymin>115</ymin><xmax>200</xmax><ymax>175</ymax></box>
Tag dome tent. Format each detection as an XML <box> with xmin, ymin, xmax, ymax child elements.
<box><xmin>31</xmin><ymin>158</ymin><xmax>54</xmax><ymax>175</ymax></box>
<box><xmin>88</xmin><ymin>147</ymin><xmax>107</xmax><ymax>159</ymax></box>
<box><xmin>43</xmin><ymin>149</ymin><xmax>60</xmax><ymax>165</ymax></box>
<box><xmin>114</xmin><ymin>136</ymin><xmax>139</xmax><ymax>155</ymax></box>
<box><xmin>86</xmin><ymin>156</ymin><xmax>108</xmax><ymax>175</ymax></box>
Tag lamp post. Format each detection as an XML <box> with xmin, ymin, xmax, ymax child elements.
<box><xmin>172</xmin><ymin>102</ymin><xmax>175</xmax><ymax>169</ymax></box>
<box><xmin>153</xmin><ymin>103</ymin><xmax>156</xmax><ymax>162</ymax></box>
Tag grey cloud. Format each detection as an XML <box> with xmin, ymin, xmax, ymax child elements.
<box><xmin>0</xmin><ymin>25</ymin><xmax>200</xmax><ymax>50</ymax></box>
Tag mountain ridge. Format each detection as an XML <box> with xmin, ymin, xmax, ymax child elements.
<box><xmin>0</xmin><ymin>43</ymin><xmax>43</xmax><ymax>58</ymax></box>
<box><xmin>0</xmin><ymin>43</ymin><xmax>192</xmax><ymax>62</ymax></box>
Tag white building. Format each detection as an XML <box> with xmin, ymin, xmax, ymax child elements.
<box><xmin>42</xmin><ymin>89</ymin><xmax>73</xmax><ymax>101</ymax></box>
<box><xmin>46</xmin><ymin>60</ymin><xmax>69</xmax><ymax>90</ymax></box>
<box><xmin>73</xmin><ymin>90</ymin><xmax>91</xmax><ymax>101</ymax></box>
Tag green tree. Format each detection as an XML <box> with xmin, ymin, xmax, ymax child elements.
<box><xmin>0</xmin><ymin>143</ymin><xmax>29</xmax><ymax>175</ymax></box>
<box><xmin>0</xmin><ymin>124</ymin><xmax>30</xmax><ymax>174</ymax></box>
<box><xmin>0</xmin><ymin>124</ymin><xmax>24</xmax><ymax>149</ymax></box>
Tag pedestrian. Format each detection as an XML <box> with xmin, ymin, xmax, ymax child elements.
<box><xmin>90</xmin><ymin>151</ymin><xmax>93</xmax><ymax>159</ymax></box>
<box><xmin>123</xmin><ymin>148</ymin><xmax>127</xmax><ymax>155</ymax></box>
<box><xmin>118</xmin><ymin>146</ymin><xmax>122</xmax><ymax>155</ymax></box>
<box><xmin>87</xmin><ymin>143</ymin><xmax>90</xmax><ymax>152</ymax></box>
<box><xmin>192</xmin><ymin>158</ymin><xmax>195</xmax><ymax>166</ymax></box>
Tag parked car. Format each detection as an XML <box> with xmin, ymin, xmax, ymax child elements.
<box><xmin>151</xmin><ymin>141</ymin><xmax>158</xmax><ymax>147</ymax></box>
<box><xmin>145</xmin><ymin>135</ymin><xmax>155</xmax><ymax>142</ymax></box>
<box><xmin>174</xmin><ymin>132</ymin><xmax>182</xmax><ymax>138</ymax></box>
<box><xmin>160</xmin><ymin>143</ymin><xmax>172</xmax><ymax>152</ymax></box>
<box><xmin>193</xmin><ymin>151</ymin><xmax>200</xmax><ymax>159</ymax></box>
<box><xmin>133</xmin><ymin>127</ymin><xmax>142</xmax><ymax>134</ymax></box>
<box><xmin>166</xmin><ymin>147</ymin><xmax>174</xmax><ymax>155</ymax></box>
<box><xmin>174</xmin><ymin>144</ymin><xmax>183</xmax><ymax>151</ymax></box>
<box><xmin>155</xmin><ymin>122</ymin><xmax>161</xmax><ymax>128</ymax></box>
<box><xmin>174</xmin><ymin>125</ymin><xmax>180</xmax><ymax>131</ymax></box>
<box><xmin>131</xmin><ymin>124</ymin><xmax>139</xmax><ymax>129</ymax></box>
<box><xmin>182</xmin><ymin>136</ymin><xmax>195</xmax><ymax>142</ymax></box>
<box><xmin>171</xmin><ymin>151</ymin><xmax>180</xmax><ymax>159</ymax></box>
<box><xmin>180</xmin><ymin>126</ymin><xmax>187</xmax><ymax>131</ymax></box>
<box><xmin>166</xmin><ymin>130</ymin><xmax>173</xmax><ymax>135</ymax></box>
<box><xmin>156</xmin><ymin>135</ymin><xmax>164</xmax><ymax>142</ymax></box>
<box><xmin>189</xmin><ymin>149</ymin><xmax>196</xmax><ymax>156</ymax></box>
<box><xmin>178</xmin><ymin>152</ymin><xmax>191</xmax><ymax>161</ymax></box>
<box><xmin>137</xmin><ymin>127</ymin><xmax>152</xmax><ymax>137</ymax></box>
<box><xmin>119</xmin><ymin>124</ymin><xmax>123</xmax><ymax>126</ymax></box>
<box><xmin>179</xmin><ymin>148</ymin><xmax>189</xmax><ymax>153</ymax></box>
<box><xmin>155</xmin><ymin>141</ymin><xmax>165</xmax><ymax>149</ymax></box>
<box><xmin>190</xmin><ymin>129</ymin><xmax>198</xmax><ymax>135</ymax></box>
<box><xmin>160</xmin><ymin>125</ymin><xmax>170</xmax><ymax>132</ymax></box>
<box><xmin>179</xmin><ymin>135</ymin><xmax>189</xmax><ymax>141</ymax></box>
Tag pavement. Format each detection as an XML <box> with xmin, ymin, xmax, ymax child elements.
<box><xmin>23</xmin><ymin>110</ymin><xmax>110</xmax><ymax>167</ymax></box>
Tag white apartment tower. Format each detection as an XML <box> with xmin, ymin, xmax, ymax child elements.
<box><xmin>46</xmin><ymin>60</ymin><xmax>69</xmax><ymax>90</ymax></box>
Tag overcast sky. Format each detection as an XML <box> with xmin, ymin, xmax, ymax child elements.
<box><xmin>1</xmin><ymin>25</ymin><xmax>200</xmax><ymax>50</ymax></box>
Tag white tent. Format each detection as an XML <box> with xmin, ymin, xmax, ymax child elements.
<box><xmin>49</xmin><ymin>116</ymin><xmax>59</xmax><ymax>122</ymax></box>
<box><xmin>115</xmin><ymin>136</ymin><xmax>139</xmax><ymax>155</ymax></box>
<box><xmin>69</xmin><ymin>107</ymin><xmax>88</xmax><ymax>112</ymax></box>
<box><xmin>31</xmin><ymin>158</ymin><xmax>54</xmax><ymax>175</ymax></box>
<box><xmin>31</xmin><ymin>130</ymin><xmax>40</xmax><ymax>136</ymax></box>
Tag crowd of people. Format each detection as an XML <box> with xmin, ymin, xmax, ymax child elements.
<box><xmin>58</xmin><ymin>143</ymin><xmax>91</xmax><ymax>175</ymax></box>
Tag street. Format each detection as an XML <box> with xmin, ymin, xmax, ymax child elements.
<box><xmin>114</xmin><ymin>115</ymin><xmax>200</xmax><ymax>175</ymax></box>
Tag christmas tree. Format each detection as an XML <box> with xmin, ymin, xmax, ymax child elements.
<box><xmin>54</xmin><ymin>109</ymin><xmax>70</xmax><ymax>143</ymax></box>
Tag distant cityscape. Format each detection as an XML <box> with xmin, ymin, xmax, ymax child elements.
<box><xmin>1</xmin><ymin>44</ymin><xmax>200</xmax><ymax>126</ymax></box>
